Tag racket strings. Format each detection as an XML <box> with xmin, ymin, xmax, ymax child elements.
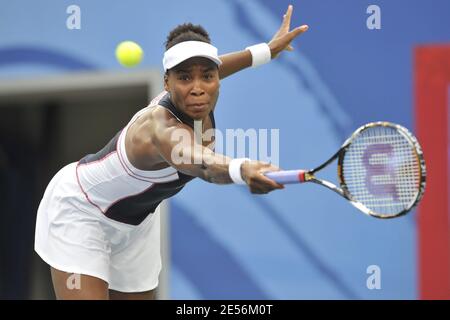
<box><xmin>342</xmin><ymin>125</ymin><xmax>421</xmax><ymax>217</ymax></box>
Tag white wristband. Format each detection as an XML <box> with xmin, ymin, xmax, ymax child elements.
<box><xmin>245</xmin><ymin>43</ymin><xmax>271</xmax><ymax>68</ymax></box>
<box><xmin>229</xmin><ymin>158</ymin><xmax>250</xmax><ymax>185</ymax></box>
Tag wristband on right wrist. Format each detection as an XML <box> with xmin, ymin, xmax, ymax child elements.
<box><xmin>228</xmin><ymin>158</ymin><xmax>250</xmax><ymax>185</ymax></box>
<box><xmin>245</xmin><ymin>43</ymin><xmax>271</xmax><ymax>68</ymax></box>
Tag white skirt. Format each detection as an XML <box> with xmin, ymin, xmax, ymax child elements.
<box><xmin>34</xmin><ymin>162</ymin><xmax>162</xmax><ymax>293</ymax></box>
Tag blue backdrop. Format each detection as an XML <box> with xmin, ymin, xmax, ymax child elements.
<box><xmin>1</xmin><ymin>0</ymin><xmax>449</xmax><ymax>299</ymax></box>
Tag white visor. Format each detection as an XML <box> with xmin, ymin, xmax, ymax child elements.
<box><xmin>163</xmin><ymin>41</ymin><xmax>222</xmax><ymax>71</ymax></box>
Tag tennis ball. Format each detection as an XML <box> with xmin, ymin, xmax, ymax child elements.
<box><xmin>115</xmin><ymin>41</ymin><xmax>143</xmax><ymax>67</ymax></box>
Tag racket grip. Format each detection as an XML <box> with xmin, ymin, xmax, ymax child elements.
<box><xmin>264</xmin><ymin>170</ymin><xmax>307</xmax><ymax>184</ymax></box>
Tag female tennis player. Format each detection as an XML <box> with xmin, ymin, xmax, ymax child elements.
<box><xmin>35</xmin><ymin>5</ymin><xmax>308</xmax><ymax>300</ymax></box>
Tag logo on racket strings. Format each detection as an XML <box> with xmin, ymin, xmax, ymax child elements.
<box><xmin>362</xmin><ymin>144</ymin><xmax>399</xmax><ymax>201</ymax></box>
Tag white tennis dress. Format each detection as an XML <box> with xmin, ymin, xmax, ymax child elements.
<box><xmin>34</xmin><ymin>91</ymin><xmax>215</xmax><ymax>292</ymax></box>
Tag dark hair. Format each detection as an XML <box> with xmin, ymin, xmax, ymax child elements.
<box><xmin>165</xmin><ymin>23</ymin><xmax>211</xmax><ymax>50</ymax></box>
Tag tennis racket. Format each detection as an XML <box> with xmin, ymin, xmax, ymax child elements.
<box><xmin>265</xmin><ymin>122</ymin><xmax>426</xmax><ymax>219</ymax></box>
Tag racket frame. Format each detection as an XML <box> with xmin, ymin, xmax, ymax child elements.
<box><xmin>304</xmin><ymin>121</ymin><xmax>426</xmax><ymax>219</ymax></box>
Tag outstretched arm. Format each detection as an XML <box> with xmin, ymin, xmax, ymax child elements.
<box><xmin>148</xmin><ymin>108</ymin><xmax>284</xmax><ymax>194</ymax></box>
<box><xmin>218</xmin><ymin>5</ymin><xmax>308</xmax><ymax>79</ymax></box>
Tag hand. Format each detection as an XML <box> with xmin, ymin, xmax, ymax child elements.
<box><xmin>241</xmin><ymin>160</ymin><xmax>285</xmax><ymax>194</ymax></box>
<box><xmin>268</xmin><ymin>5</ymin><xmax>309</xmax><ymax>59</ymax></box>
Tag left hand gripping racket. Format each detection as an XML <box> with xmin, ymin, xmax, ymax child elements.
<box><xmin>265</xmin><ymin>122</ymin><xmax>426</xmax><ymax>219</ymax></box>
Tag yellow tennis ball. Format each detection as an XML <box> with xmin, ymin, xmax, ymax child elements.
<box><xmin>115</xmin><ymin>41</ymin><xmax>143</xmax><ymax>67</ymax></box>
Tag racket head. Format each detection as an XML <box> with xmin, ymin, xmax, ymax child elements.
<box><xmin>338</xmin><ymin>122</ymin><xmax>426</xmax><ymax>219</ymax></box>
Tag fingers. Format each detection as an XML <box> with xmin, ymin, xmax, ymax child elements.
<box><xmin>257</xmin><ymin>168</ymin><xmax>285</xmax><ymax>190</ymax></box>
<box><xmin>292</xmin><ymin>25</ymin><xmax>309</xmax><ymax>36</ymax></box>
<box><xmin>245</xmin><ymin>173</ymin><xmax>284</xmax><ymax>193</ymax></box>
<box><xmin>243</xmin><ymin>162</ymin><xmax>285</xmax><ymax>194</ymax></box>
<box><xmin>251</xmin><ymin>183</ymin><xmax>284</xmax><ymax>194</ymax></box>
<box><xmin>250</xmin><ymin>182</ymin><xmax>282</xmax><ymax>194</ymax></box>
<box><xmin>251</xmin><ymin>188</ymin><xmax>271</xmax><ymax>195</ymax></box>
<box><xmin>295</xmin><ymin>24</ymin><xmax>309</xmax><ymax>35</ymax></box>
<box><xmin>249</xmin><ymin>173</ymin><xmax>284</xmax><ymax>190</ymax></box>
<box><xmin>261</xmin><ymin>174</ymin><xmax>284</xmax><ymax>189</ymax></box>
<box><xmin>283</xmin><ymin>25</ymin><xmax>308</xmax><ymax>51</ymax></box>
<box><xmin>261</xmin><ymin>163</ymin><xmax>282</xmax><ymax>172</ymax></box>
<box><xmin>282</xmin><ymin>5</ymin><xmax>293</xmax><ymax>30</ymax></box>
<box><xmin>285</xmin><ymin>24</ymin><xmax>308</xmax><ymax>44</ymax></box>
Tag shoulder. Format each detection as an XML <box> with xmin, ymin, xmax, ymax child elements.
<box><xmin>136</xmin><ymin>105</ymin><xmax>192</xmax><ymax>143</ymax></box>
<box><xmin>124</xmin><ymin>105</ymin><xmax>184</xmax><ymax>166</ymax></box>
<box><xmin>147</xmin><ymin>105</ymin><xmax>183</xmax><ymax>128</ymax></box>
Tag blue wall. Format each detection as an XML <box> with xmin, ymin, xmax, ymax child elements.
<box><xmin>1</xmin><ymin>0</ymin><xmax>449</xmax><ymax>299</ymax></box>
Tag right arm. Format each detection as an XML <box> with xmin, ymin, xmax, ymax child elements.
<box><xmin>148</xmin><ymin>108</ymin><xmax>284</xmax><ymax>194</ymax></box>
